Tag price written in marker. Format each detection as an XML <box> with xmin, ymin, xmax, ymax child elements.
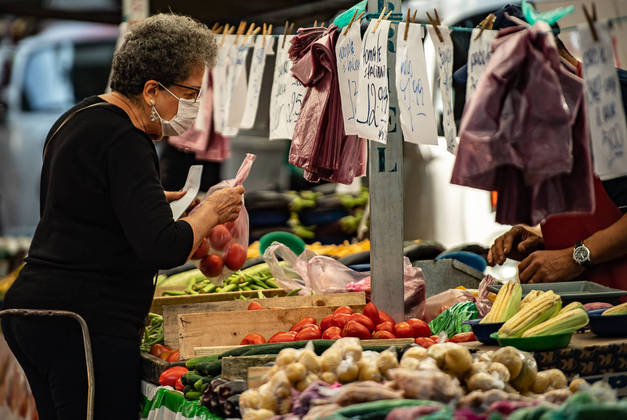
<box><xmin>465</xmin><ymin>28</ymin><xmax>497</xmax><ymax>102</ymax></box>
<box><xmin>241</xmin><ymin>36</ymin><xmax>274</xmax><ymax>129</ymax></box>
<box><xmin>336</xmin><ymin>22</ymin><xmax>362</xmax><ymax>135</ymax></box>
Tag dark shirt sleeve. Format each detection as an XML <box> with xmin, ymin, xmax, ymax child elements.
<box><xmin>106</xmin><ymin>129</ymin><xmax>193</xmax><ymax>269</ymax></box>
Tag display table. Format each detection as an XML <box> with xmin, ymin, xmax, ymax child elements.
<box><xmin>141</xmin><ymin>381</ymin><xmax>222</xmax><ymax>420</ymax></box>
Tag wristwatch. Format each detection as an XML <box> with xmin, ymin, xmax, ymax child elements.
<box><xmin>572</xmin><ymin>241</ymin><xmax>592</xmax><ymax>268</ymax></box>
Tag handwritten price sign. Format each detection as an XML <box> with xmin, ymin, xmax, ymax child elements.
<box><xmin>336</xmin><ymin>22</ymin><xmax>362</xmax><ymax>136</ymax></box>
<box><xmin>466</xmin><ymin>29</ymin><xmax>497</xmax><ymax>103</ymax></box>
<box><xmin>356</xmin><ymin>20</ymin><xmax>391</xmax><ymax>144</ymax></box>
<box><xmin>212</xmin><ymin>36</ymin><xmax>237</xmax><ymax>136</ymax></box>
<box><xmin>241</xmin><ymin>36</ymin><xmax>274</xmax><ymax>129</ymax></box>
<box><xmin>395</xmin><ymin>22</ymin><xmax>437</xmax><ymax>145</ymax></box>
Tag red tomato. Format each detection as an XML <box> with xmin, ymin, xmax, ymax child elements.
<box><xmin>175</xmin><ymin>377</ymin><xmax>185</xmax><ymax>392</ymax></box>
<box><xmin>375</xmin><ymin>322</ymin><xmax>395</xmax><ymax>333</ymax></box>
<box><xmin>149</xmin><ymin>344</ymin><xmax>172</xmax><ymax>357</ymax></box>
<box><xmin>378</xmin><ymin>310</ymin><xmax>395</xmax><ymax>324</ymax></box>
<box><xmin>268</xmin><ymin>331</ymin><xmax>297</xmax><ymax>343</ymax></box>
<box><xmin>334</xmin><ymin>306</ymin><xmax>354</xmax><ymax>315</ymax></box>
<box><xmin>208</xmin><ymin>225</ymin><xmax>232</xmax><ymax>250</ymax></box>
<box><xmin>295</xmin><ymin>325</ymin><xmax>322</xmax><ymax>341</ymax></box>
<box><xmin>224</xmin><ymin>243</ymin><xmax>247</xmax><ymax>271</ymax></box>
<box><xmin>406</xmin><ymin>318</ymin><xmax>431</xmax><ymax>338</ymax></box>
<box><xmin>332</xmin><ymin>313</ymin><xmax>352</xmax><ymax>329</ymax></box>
<box><xmin>192</xmin><ymin>238</ymin><xmax>210</xmax><ymax>259</ymax></box>
<box><xmin>224</xmin><ymin>221</ymin><xmax>236</xmax><ymax>232</ymax></box>
<box><xmin>319</xmin><ymin>314</ymin><xmax>338</xmax><ymax>331</ymax></box>
<box><xmin>430</xmin><ymin>335</ymin><xmax>442</xmax><ymax>342</ymax></box>
<box><xmin>290</xmin><ymin>317</ymin><xmax>317</xmax><ymax>332</ymax></box>
<box><xmin>448</xmin><ymin>332</ymin><xmax>477</xmax><ymax>343</ymax></box>
<box><xmin>158</xmin><ymin>366</ymin><xmax>188</xmax><ymax>387</ymax></box>
<box><xmin>415</xmin><ymin>337</ymin><xmax>436</xmax><ymax>348</ymax></box>
<box><xmin>342</xmin><ymin>320</ymin><xmax>371</xmax><ymax>340</ymax></box>
<box><xmin>350</xmin><ymin>313</ymin><xmax>375</xmax><ymax>332</ymax></box>
<box><xmin>248</xmin><ymin>302</ymin><xmax>265</xmax><ymax>310</ymax></box>
<box><xmin>200</xmin><ymin>254</ymin><xmax>224</xmax><ymax>277</ymax></box>
<box><xmin>240</xmin><ymin>333</ymin><xmax>266</xmax><ymax>345</ymax></box>
<box><xmin>322</xmin><ymin>326</ymin><xmax>342</xmax><ymax>340</ymax></box>
<box><xmin>394</xmin><ymin>322</ymin><xmax>414</xmax><ymax>338</ymax></box>
<box><xmin>372</xmin><ymin>330</ymin><xmax>396</xmax><ymax>339</ymax></box>
<box><xmin>363</xmin><ymin>302</ymin><xmax>380</xmax><ymax>325</ymax></box>
<box><xmin>166</xmin><ymin>349</ymin><xmax>180</xmax><ymax>362</ymax></box>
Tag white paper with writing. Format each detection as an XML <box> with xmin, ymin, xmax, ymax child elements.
<box><xmin>122</xmin><ymin>0</ymin><xmax>148</xmax><ymax>21</ymax></box>
<box><xmin>396</xmin><ymin>23</ymin><xmax>438</xmax><ymax>145</ymax></box>
<box><xmin>225</xmin><ymin>40</ymin><xmax>251</xmax><ymax>131</ymax></box>
<box><xmin>241</xmin><ymin>36</ymin><xmax>274</xmax><ymax>129</ymax></box>
<box><xmin>269</xmin><ymin>35</ymin><xmax>305</xmax><ymax>140</ymax></box>
<box><xmin>579</xmin><ymin>23</ymin><xmax>627</xmax><ymax>180</ymax></box>
<box><xmin>212</xmin><ymin>36</ymin><xmax>234</xmax><ymax>135</ymax></box>
<box><xmin>170</xmin><ymin>165</ymin><xmax>203</xmax><ymax>220</ymax></box>
<box><xmin>427</xmin><ymin>25</ymin><xmax>457</xmax><ymax>154</ymax></box>
<box><xmin>356</xmin><ymin>20</ymin><xmax>391</xmax><ymax>143</ymax></box>
<box><xmin>336</xmin><ymin>23</ymin><xmax>362</xmax><ymax>136</ymax></box>
<box><xmin>466</xmin><ymin>28</ymin><xmax>497</xmax><ymax>102</ymax></box>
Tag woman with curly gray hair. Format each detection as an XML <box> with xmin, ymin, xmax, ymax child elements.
<box><xmin>2</xmin><ymin>14</ymin><xmax>242</xmax><ymax>420</ymax></box>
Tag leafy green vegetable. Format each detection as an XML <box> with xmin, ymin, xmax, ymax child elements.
<box><xmin>428</xmin><ymin>301</ymin><xmax>478</xmax><ymax>337</ymax></box>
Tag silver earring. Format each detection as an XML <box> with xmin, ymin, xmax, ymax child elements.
<box><xmin>150</xmin><ymin>100</ymin><xmax>159</xmax><ymax>121</ymax></box>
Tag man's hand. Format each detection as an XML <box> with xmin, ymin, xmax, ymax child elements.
<box><xmin>488</xmin><ymin>225</ymin><xmax>545</xmax><ymax>266</ymax></box>
<box><xmin>518</xmin><ymin>248</ymin><xmax>584</xmax><ymax>284</ymax></box>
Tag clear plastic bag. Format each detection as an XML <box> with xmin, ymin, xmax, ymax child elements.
<box><xmin>423</xmin><ymin>289</ymin><xmax>475</xmax><ymax>323</ymax></box>
<box><xmin>193</xmin><ymin>154</ymin><xmax>256</xmax><ymax>285</ymax></box>
<box><xmin>475</xmin><ymin>275</ymin><xmax>498</xmax><ymax>317</ymax></box>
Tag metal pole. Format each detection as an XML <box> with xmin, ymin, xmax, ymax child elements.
<box><xmin>367</xmin><ymin>0</ymin><xmax>405</xmax><ymax>322</ymax></box>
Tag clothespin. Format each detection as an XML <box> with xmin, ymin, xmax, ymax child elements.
<box><xmin>234</xmin><ymin>21</ymin><xmax>247</xmax><ymax>44</ymax></box>
<box><xmin>474</xmin><ymin>13</ymin><xmax>496</xmax><ymax>41</ymax></box>
<box><xmin>313</xmin><ymin>20</ymin><xmax>318</xmax><ymax>27</ymax></box>
<box><xmin>426</xmin><ymin>10</ymin><xmax>443</xmax><ymax>42</ymax></box>
<box><xmin>288</xmin><ymin>22</ymin><xmax>295</xmax><ymax>35</ymax></box>
<box><xmin>404</xmin><ymin>9</ymin><xmax>411</xmax><ymax>41</ymax></box>
<box><xmin>262</xmin><ymin>23</ymin><xmax>267</xmax><ymax>45</ymax></box>
<box><xmin>582</xmin><ymin>4</ymin><xmax>598</xmax><ymax>42</ymax></box>
<box><xmin>220</xmin><ymin>24</ymin><xmax>230</xmax><ymax>47</ymax></box>
<box><xmin>372</xmin><ymin>7</ymin><xmax>392</xmax><ymax>33</ymax></box>
<box><xmin>411</xmin><ymin>10</ymin><xmax>418</xmax><ymax>24</ymax></box>
<box><xmin>214</xmin><ymin>25</ymin><xmax>224</xmax><ymax>34</ymax></box>
<box><xmin>211</xmin><ymin>22</ymin><xmax>219</xmax><ymax>32</ymax></box>
<box><xmin>344</xmin><ymin>10</ymin><xmax>358</xmax><ymax>36</ymax></box>
<box><xmin>282</xmin><ymin>21</ymin><xmax>290</xmax><ymax>48</ymax></box>
<box><xmin>242</xmin><ymin>24</ymin><xmax>260</xmax><ymax>46</ymax></box>
<box><xmin>434</xmin><ymin>9</ymin><xmax>441</xmax><ymax>26</ymax></box>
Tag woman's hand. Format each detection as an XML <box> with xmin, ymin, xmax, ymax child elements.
<box><xmin>487</xmin><ymin>225</ymin><xmax>545</xmax><ymax>266</ymax></box>
<box><xmin>203</xmin><ymin>186</ymin><xmax>245</xmax><ymax>225</ymax></box>
<box><xmin>164</xmin><ymin>190</ymin><xmax>201</xmax><ymax>216</ymax></box>
<box><xmin>518</xmin><ymin>248</ymin><xmax>584</xmax><ymax>284</ymax></box>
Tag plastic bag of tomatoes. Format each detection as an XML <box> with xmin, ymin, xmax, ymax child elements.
<box><xmin>192</xmin><ymin>154</ymin><xmax>256</xmax><ymax>285</ymax></box>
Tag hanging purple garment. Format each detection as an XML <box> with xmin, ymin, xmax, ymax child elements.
<box><xmin>289</xmin><ymin>25</ymin><xmax>367</xmax><ymax>185</ymax></box>
<box><xmin>451</xmin><ymin>22</ymin><xmax>594</xmax><ymax>225</ymax></box>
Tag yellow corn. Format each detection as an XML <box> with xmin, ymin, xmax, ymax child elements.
<box><xmin>481</xmin><ymin>280</ymin><xmax>522</xmax><ymax>323</ymax></box>
<box><xmin>602</xmin><ymin>302</ymin><xmax>627</xmax><ymax>316</ymax></box>
<box><xmin>558</xmin><ymin>301</ymin><xmax>585</xmax><ymax>315</ymax></box>
<box><xmin>498</xmin><ymin>291</ymin><xmax>562</xmax><ymax>338</ymax></box>
<box><xmin>522</xmin><ymin>308</ymin><xmax>589</xmax><ymax>337</ymax></box>
<box><xmin>520</xmin><ymin>290</ymin><xmax>543</xmax><ymax>309</ymax></box>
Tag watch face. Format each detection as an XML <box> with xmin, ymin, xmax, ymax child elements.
<box><xmin>574</xmin><ymin>246</ymin><xmax>590</xmax><ymax>262</ymax></box>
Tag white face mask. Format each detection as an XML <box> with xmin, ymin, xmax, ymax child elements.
<box><xmin>151</xmin><ymin>83</ymin><xmax>200</xmax><ymax>136</ymax></box>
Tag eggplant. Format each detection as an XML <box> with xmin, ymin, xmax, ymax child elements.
<box><xmin>217</xmin><ymin>380</ymin><xmax>248</xmax><ymax>405</ymax></box>
<box><xmin>202</xmin><ymin>377</ymin><xmax>229</xmax><ymax>410</ymax></box>
<box><xmin>223</xmin><ymin>394</ymin><xmax>241</xmax><ymax>418</ymax></box>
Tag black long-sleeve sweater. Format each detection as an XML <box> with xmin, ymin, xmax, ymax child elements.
<box><xmin>3</xmin><ymin>96</ymin><xmax>193</xmax><ymax>338</ymax></box>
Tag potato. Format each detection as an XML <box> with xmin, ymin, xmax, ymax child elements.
<box><xmin>427</xmin><ymin>343</ymin><xmax>450</xmax><ymax>366</ymax></box>
<box><xmin>276</xmin><ymin>348</ymin><xmax>299</xmax><ymax>367</ymax></box>
<box><xmin>337</xmin><ymin>361</ymin><xmax>359</xmax><ymax>383</ymax></box>
<box><xmin>467</xmin><ymin>372</ymin><xmax>504</xmax><ymax>391</ymax></box>
<box><xmin>402</xmin><ymin>346</ymin><xmax>428</xmax><ymax>361</ymax></box>
<box><xmin>239</xmin><ymin>389</ymin><xmax>261</xmax><ymax>410</ymax></box>
<box><xmin>296</xmin><ymin>373</ymin><xmax>319</xmax><ymax>392</ymax></box>
<box><xmin>443</xmin><ymin>345</ymin><xmax>472</xmax><ymax>375</ymax></box>
<box><xmin>376</xmin><ymin>350</ymin><xmax>399</xmax><ymax>379</ymax></box>
<box><xmin>488</xmin><ymin>362</ymin><xmax>511</xmax><ymax>383</ymax></box>
<box><xmin>258</xmin><ymin>388</ymin><xmax>278</xmax><ymax>412</ymax></box>
<box><xmin>299</xmin><ymin>350</ymin><xmax>321</xmax><ymax>373</ymax></box>
<box><xmin>321</xmin><ymin>347</ymin><xmax>342</xmax><ymax>372</ymax></box>
<box><xmin>474</xmin><ymin>350</ymin><xmax>494</xmax><ymax>363</ymax></box>
<box><xmin>285</xmin><ymin>362</ymin><xmax>307</xmax><ymax>383</ymax></box>
<box><xmin>545</xmin><ymin>369</ymin><xmax>567</xmax><ymax>390</ymax></box>
<box><xmin>358</xmin><ymin>364</ymin><xmax>382</xmax><ymax>382</ymax></box>
<box><xmin>341</xmin><ymin>339</ymin><xmax>363</xmax><ymax>362</ymax></box>
<box><xmin>531</xmin><ymin>371</ymin><xmax>551</xmax><ymax>394</ymax></box>
<box><xmin>492</xmin><ymin>347</ymin><xmax>523</xmax><ymax>379</ymax></box>
<box><xmin>243</xmin><ymin>409</ymin><xmax>275</xmax><ymax>420</ymax></box>
<box><xmin>569</xmin><ymin>378</ymin><xmax>587</xmax><ymax>393</ymax></box>
<box><xmin>320</xmin><ymin>371</ymin><xmax>338</xmax><ymax>384</ymax></box>
<box><xmin>510</xmin><ymin>354</ymin><xmax>537</xmax><ymax>393</ymax></box>
<box><xmin>400</xmin><ymin>357</ymin><xmax>421</xmax><ymax>370</ymax></box>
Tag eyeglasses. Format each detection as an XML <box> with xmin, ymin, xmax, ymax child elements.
<box><xmin>159</xmin><ymin>82</ymin><xmax>202</xmax><ymax>102</ymax></box>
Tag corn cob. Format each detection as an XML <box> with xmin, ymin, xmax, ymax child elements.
<box><xmin>558</xmin><ymin>301</ymin><xmax>585</xmax><ymax>315</ymax></box>
<box><xmin>520</xmin><ymin>290</ymin><xmax>543</xmax><ymax>309</ymax></box>
<box><xmin>498</xmin><ymin>291</ymin><xmax>562</xmax><ymax>338</ymax></box>
<box><xmin>522</xmin><ymin>308</ymin><xmax>589</xmax><ymax>337</ymax></box>
<box><xmin>481</xmin><ymin>280</ymin><xmax>522</xmax><ymax>323</ymax></box>
<box><xmin>602</xmin><ymin>302</ymin><xmax>627</xmax><ymax>316</ymax></box>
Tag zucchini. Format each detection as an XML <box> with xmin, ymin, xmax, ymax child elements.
<box><xmin>184</xmin><ymin>390</ymin><xmax>203</xmax><ymax>401</ymax></box>
<box><xmin>181</xmin><ymin>372</ymin><xmax>203</xmax><ymax>387</ymax></box>
<box><xmin>195</xmin><ymin>360</ymin><xmax>222</xmax><ymax>377</ymax></box>
<box><xmin>185</xmin><ymin>354</ymin><xmax>218</xmax><ymax>370</ymax></box>
<box><xmin>161</xmin><ymin>290</ymin><xmax>186</xmax><ymax>296</ymax></box>
<box><xmin>183</xmin><ymin>385</ymin><xmax>192</xmax><ymax>394</ymax></box>
<box><xmin>158</xmin><ymin>269</ymin><xmax>206</xmax><ymax>289</ymax></box>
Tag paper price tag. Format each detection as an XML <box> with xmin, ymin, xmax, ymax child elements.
<box><xmin>396</xmin><ymin>22</ymin><xmax>438</xmax><ymax>145</ymax></box>
<box><xmin>579</xmin><ymin>22</ymin><xmax>627</xmax><ymax>180</ymax></box>
<box><xmin>466</xmin><ymin>29</ymin><xmax>497</xmax><ymax>102</ymax></box>
<box><xmin>356</xmin><ymin>20</ymin><xmax>391</xmax><ymax>143</ymax></box>
<box><xmin>225</xmin><ymin>42</ymin><xmax>251</xmax><ymax>132</ymax></box>
<box><xmin>241</xmin><ymin>36</ymin><xmax>274</xmax><ymax>129</ymax></box>
<box><xmin>427</xmin><ymin>25</ymin><xmax>457</xmax><ymax>154</ymax></box>
<box><xmin>170</xmin><ymin>165</ymin><xmax>203</xmax><ymax>220</ymax></box>
<box><xmin>336</xmin><ymin>22</ymin><xmax>362</xmax><ymax>136</ymax></box>
<box><xmin>212</xmin><ymin>37</ymin><xmax>234</xmax><ymax>135</ymax></box>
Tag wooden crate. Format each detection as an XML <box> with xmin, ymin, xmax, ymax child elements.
<box><xmin>150</xmin><ymin>288</ymin><xmax>287</xmax><ymax>315</ymax></box>
<box><xmin>140</xmin><ymin>352</ymin><xmax>186</xmax><ymax>385</ymax></box>
<box><xmin>162</xmin><ymin>292</ymin><xmax>366</xmax><ymax>348</ymax></box>
<box><xmin>177</xmin><ymin>304</ymin><xmax>367</xmax><ymax>359</ymax></box>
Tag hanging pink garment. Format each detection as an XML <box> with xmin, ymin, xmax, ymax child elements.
<box><xmin>451</xmin><ymin>22</ymin><xmax>594</xmax><ymax>225</ymax></box>
<box><xmin>289</xmin><ymin>25</ymin><xmax>367</xmax><ymax>185</ymax></box>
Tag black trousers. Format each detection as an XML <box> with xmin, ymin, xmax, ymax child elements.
<box><xmin>2</xmin><ymin>316</ymin><xmax>141</xmax><ymax>420</ymax></box>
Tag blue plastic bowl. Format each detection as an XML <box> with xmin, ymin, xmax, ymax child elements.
<box><xmin>464</xmin><ymin>319</ymin><xmax>504</xmax><ymax>345</ymax></box>
<box><xmin>436</xmin><ymin>251</ymin><xmax>487</xmax><ymax>273</ymax></box>
<box><xmin>588</xmin><ymin>310</ymin><xmax>627</xmax><ymax>337</ymax></box>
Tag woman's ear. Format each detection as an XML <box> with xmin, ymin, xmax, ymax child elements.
<box><xmin>142</xmin><ymin>80</ymin><xmax>160</xmax><ymax>106</ymax></box>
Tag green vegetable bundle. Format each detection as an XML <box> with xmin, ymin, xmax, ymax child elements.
<box><xmin>140</xmin><ymin>313</ymin><xmax>164</xmax><ymax>352</ymax></box>
<box><xmin>429</xmin><ymin>301</ymin><xmax>479</xmax><ymax>337</ymax></box>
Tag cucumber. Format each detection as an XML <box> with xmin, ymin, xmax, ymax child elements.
<box><xmin>161</xmin><ymin>290</ymin><xmax>186</xmax><ymax>296</ymax></box>
<box><xmin>181</xmin><ymin>372</ymin><xmax>203</xmax><ymax>387</ymax></box>
<box><xmin>194</xmin><ymin>378</ymin><xmax>204</xmax><ymax>392</ymax></box>
<box><xmin>185</xmin><ymin>354</ymin><xmax>218</xmax><ymax>370</ymax></box>
<box><xmin>183</xmin><ymin>385</ymin><xmax>192</xmax><ymax>394</ymax></box>
<box><xmin>195</xmin><ymin>360</ymin><xmax>222</xmax><ymax>377</ymax></box>
<box><xmin>184</xmin><ymin>390</ymin><xmax>203</xmax><ymax>401</ymax></box>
